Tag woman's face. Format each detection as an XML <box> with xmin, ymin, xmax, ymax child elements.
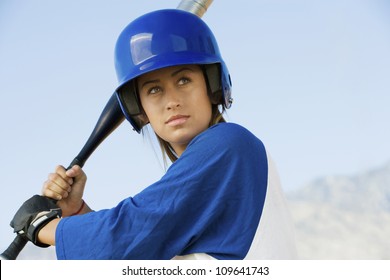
<box><xmin>138</xmin><ymin>64</ymin><xmax>212</xmax><ymax>156</ymax></box>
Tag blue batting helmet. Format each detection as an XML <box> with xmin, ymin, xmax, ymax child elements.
<box><xmin>114</xmin><ymin>9</ymin><xmax>232</xmax><ymax>133</ymax></box>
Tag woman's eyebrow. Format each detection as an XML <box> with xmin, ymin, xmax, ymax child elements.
<box><xmin>171</xmin><ymin>67</ymin><xmax>194</xmax><ymax>77</ymax></box>
<box><xmin>140</xmin><ymin>79</ymin><xmax>160</xmax><ymax>89</ymax></box>
<box><xmin>140</xmin><ymin>67</ymin><xmax>194</xmax><ymax>89</ymax></box>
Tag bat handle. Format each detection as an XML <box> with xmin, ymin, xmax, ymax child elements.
<box><xmin>0</xmin><ymin>116</ymin><xmax>108</xmax><ymax>260</ymax></box>
<box><xmin>0</xmin><ymin>235</ymin><xmax>28</xmax><ymax>260</ymax></box>
<box><xmin>0</xmin><ymin>157</ymin><xmax>80</xmax><ymax>260</ymax></box>
<box><xmin>67</xmin><ymin>158</ymin><xmax>84</xmax><ymax>170</ymax></box>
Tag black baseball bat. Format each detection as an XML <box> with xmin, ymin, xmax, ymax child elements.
<box><xmin>0</xmin><ymin>0</ymin><xmax>214</xmax><ymax>260</ymax></box>
<box><xmin>0</xmin><ymin>93</ymin><xmax>125</xmax><ymax>260</ymax></box>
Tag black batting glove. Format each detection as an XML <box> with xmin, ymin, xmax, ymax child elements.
<box><xmin>10</xmin><ymin>195</ymin><xmax>62</xmax><ymax>248</ymax></box>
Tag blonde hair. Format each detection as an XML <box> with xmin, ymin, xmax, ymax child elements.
<box><xmin>156</xmin><ymin>104</ymin><xmax>225</xmax><ymax>164</ymax></box>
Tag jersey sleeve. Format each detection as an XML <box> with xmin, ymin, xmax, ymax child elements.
<box><xmin>55</xmin><ymin>123</ymin><xmax>268</xmax><ymax>260</ymax></box>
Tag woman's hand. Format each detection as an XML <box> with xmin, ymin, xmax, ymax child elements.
<box><xmin>41</xmin><ymin>165</ymin><xmax>87</xmax><ymax>217</ymax></box>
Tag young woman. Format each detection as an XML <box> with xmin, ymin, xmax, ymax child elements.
<box><xmin>10</xmin><ymin>9</ymin><xmax>297</xmax><ymax>260</ymax></box>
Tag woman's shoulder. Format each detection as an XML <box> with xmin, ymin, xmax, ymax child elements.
<box><xmin>189</xmin><ymin>122</ymin><xmax>265</xmax><ymax>153</ymax></box>
<box><xmin>208</xmin><ymin>122</ymin><xmax>248</xmax><ymax>134</ymax></box>
<box><xmin>202</xmin><ymin>122</ymin><xmax>262</xmax><ymax>143</ymax></box>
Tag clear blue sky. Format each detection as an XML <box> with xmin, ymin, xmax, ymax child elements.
<box><xmin>1</xmin><ymin>0</ymin><xmax>389</xmax><ymax>252</ymax></box>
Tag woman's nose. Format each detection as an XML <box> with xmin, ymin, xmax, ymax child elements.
<box><xmin>165</xmin><ymin>88</ymin><xmax>181</xmax><ymax>110</ymax></box>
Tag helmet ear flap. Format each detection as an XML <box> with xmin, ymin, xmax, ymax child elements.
<box><xmin>203</xmin><ymin>64</ymin><xmax>223</xmax><ymax>106</ymax></box>
<box><xmin>116</xmin><ymin>81</ymin><xmax>149</xmax><ymax>133</ymax></box>
<box><xmin>203</xmin><ymin>63</ymin><xmax>233</xmax><ymax>108</ymax></box>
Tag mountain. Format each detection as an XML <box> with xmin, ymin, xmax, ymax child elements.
<box><xmin>286</xmin><ymin>161</ymin><xmax>390</xmax><ymax>259</ymax></box>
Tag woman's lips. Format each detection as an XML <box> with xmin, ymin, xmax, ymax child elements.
<box><xmin>165</xmin><ymin>115</ymin><xmax>190</xmax><ymax>126</ymax></box>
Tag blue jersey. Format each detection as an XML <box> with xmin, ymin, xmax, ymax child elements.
<box><xmin>55</xmin><ymin>123</ymin><xmax>297</xmax><ymax>259</ymax></box>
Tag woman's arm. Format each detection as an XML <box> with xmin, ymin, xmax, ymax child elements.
<box><xmin>54</xmin><ymin>123</ymin><xmax>269</xmax><ymax>260</ymax></box>
<box><xmin>37</xmin><ymin>218</ymin><xmax>60</xmax><ymax>246</ymax></box>
<box><xmin>37</xmin><ymin>199</ymin><xmax>93</xmax><ymax>246</ymax></box>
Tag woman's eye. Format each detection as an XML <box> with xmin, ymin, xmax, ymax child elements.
<box><xmin>148</xmin><ymin>86</ymin><xmax>161</xmax><ymax>95</ymax></box>
<box><xmin>178</xmin><ymin>77</ymin><xmax>190</xmax><ymax>85</ymax></box>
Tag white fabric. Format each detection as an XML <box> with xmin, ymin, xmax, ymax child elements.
<box><xmin>172</xmin><ymin>253</ymin><xmax>216</xmax><ymax>260</ymax></box>
<box><xmin>244</xmin><ymin>152</ymin><xmax>298</xmax><ymax>259</ymax></box>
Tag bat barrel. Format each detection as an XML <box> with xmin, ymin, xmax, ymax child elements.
<box><xmin>67</xmin><ymin>92</ymin><xmax>125</xmax><ymax>170</ymax></box>
<box><xmin>177</xmin><ymin>0</ymin><xmax>213</xmax><ymax>17</ymax></box>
